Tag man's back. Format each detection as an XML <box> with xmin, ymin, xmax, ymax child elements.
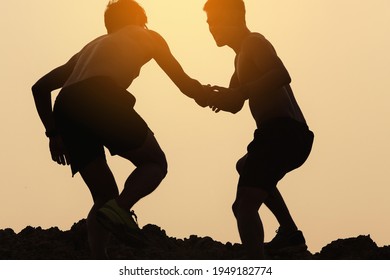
<box><xmin>64</xmin><ymin>25</ymin><xmax>155</xmax><ymax>89</ymax></box>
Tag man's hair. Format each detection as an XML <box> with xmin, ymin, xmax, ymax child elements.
<box><xmin>104</xmin><ymin>0</ymin><xmax>147</xmax><ymax>33</ymax></box>
<box><xmin>203</xmin><ymin>0</ymin><xmax>246</xmax><ymax>23</ymax></box>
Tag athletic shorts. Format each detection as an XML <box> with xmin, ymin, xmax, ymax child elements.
<box><xmin>238</xmin><ymin>117</ymin><xmax>314</xmax><ymax>190</ymax></box>
<box><xmin>53</xmin><ymin>76</ymin><xmax>148</xmax><ymax>176</ymax></box>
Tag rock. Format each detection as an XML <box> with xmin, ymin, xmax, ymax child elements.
<box><xmin>0</xmin><ymin>220</ymin><xmax>388</xmax><ymax>260</ymax></box>
<box><xmin>316</xmin><ymin>235</ymin><xmax>383</xmax><ymax>260</ymax></box>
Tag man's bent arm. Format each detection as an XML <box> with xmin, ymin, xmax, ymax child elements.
<box><xmin>32</xmin><ymin>54</ymin><xmax>78</xmax><ymax>135</ymax></box>
<box><xmin>239</xmin><ymin>68</ymin><xmax>291</xmax><ymax>100</ymax></box>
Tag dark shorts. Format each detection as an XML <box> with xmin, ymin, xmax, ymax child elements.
<box><xmin>238</xmin><ymin>117</ymin><xmax>314</xmax><ymax>190</ymax></box>
<box><xmin>53</xmin><ymin>77</ymin><xmax>148</xmax><ymax>176</ymax></box>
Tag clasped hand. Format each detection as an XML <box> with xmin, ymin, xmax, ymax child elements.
<box><xmin>203</xmin><ymin>85</ymin><xmax>245</xmax><ymax>114</ymax></box>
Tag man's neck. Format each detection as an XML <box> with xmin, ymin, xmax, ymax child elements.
<box><xmin>229</xmin><ymin>27</ymin><xmax>251</xmax><ymax>54</ymax></box>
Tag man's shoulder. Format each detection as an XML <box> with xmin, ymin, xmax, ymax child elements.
<box><xmin>145</xmin><ymin>29</ymin><xmax>165</xmax><ymax>43</ymax></box>
<box><xmin>249</xmin><ymin>32</ymin><xmax>266</xmax><ymax>39</ymax></box>
<box><xmin>144</xmin><ymin>29</ymin><xmax>170</xmax><ymax>51</ymax></box>
<box><xmin>242</xmin><ymin>32</ymin><xmax>275</xmax><ymax>54</ymax></box>
<box><xmin>243</xmin><ymin>33</ymin><xmax>268</xmax><ymax>47</ymax></box>
<box><xmin>84</xmin><ymin>34</ymin><xmax>108</xmax><ymax>46</ymax></box>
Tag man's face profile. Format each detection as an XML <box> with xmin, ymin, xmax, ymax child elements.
<box><xmin>206</xmin><ymin>11</ymin><xmax>237</xmax><ymax>47</ymax></box>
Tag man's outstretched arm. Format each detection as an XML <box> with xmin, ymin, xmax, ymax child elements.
<box><xmin>150</xmin><ymin>31</ymin><xmax>209</xmax><ymax>107</ymax></box>
<box><xmin>208</xmin><ymin>36</ymin><xmax>291</xmax><ymax>113</ymax></box>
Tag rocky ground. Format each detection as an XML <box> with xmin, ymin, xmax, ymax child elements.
<box><xmin>0</xmin><ymin>219</ymin><xmax>389</xmax><ymax>260</ymax></box>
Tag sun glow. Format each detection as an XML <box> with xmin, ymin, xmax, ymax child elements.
<box><xmin>1</xmin><ymin>0</ymin><xmax>390</xmax><ymax>255</ymax></box>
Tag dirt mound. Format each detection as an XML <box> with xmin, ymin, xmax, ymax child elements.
<box><xmin>0</xmin><ymin>220</ymin><xmax>389</xmax><ymax>259</ymax></box>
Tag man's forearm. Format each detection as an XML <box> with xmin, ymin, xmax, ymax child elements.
<box><xmin>179</xmin><ymin>79</ymin><xmax>209</xmax><ymax>107</ymax></box>
<box><xmin>31</xmin><ymin>59</ymin><xmax>76</xmax><ymax>135</ymax></box>
<box><xmin>32</xmin><ymin>87</ymin><xmax>57</xmax><ymax>135</ymax></box>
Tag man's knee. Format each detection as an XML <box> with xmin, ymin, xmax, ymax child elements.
<box><xmin>233</xmin><ymin>200</ymin><xmax>262</xmax><ymax>222</ymax></box>
<box><xmin>232</xmin><ymin>200</ymin><xmax>239</xmax><ymax>218</ymax></box>
<box><xmin>232</xmin><ymin>199</ymin><xmax>258</xmax><ymax>218</ymax></box>
<box><xmin>232</xmin><ymin>187</ymin><xmax>268</xmax><ymax>218</ymax></box>
<box><xmin>150</xmin><ymin>155</ymin><xmax>168</xmax><ymax>181</ymax></box>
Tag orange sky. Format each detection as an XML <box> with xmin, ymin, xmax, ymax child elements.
<box><xmin>1</xmin><ymin>0</ymin><xmax>390</xmax><ymax>253</ymax></box>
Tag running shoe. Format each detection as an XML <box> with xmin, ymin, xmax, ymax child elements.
<box><xmin>265</xmin><ymin>228</ymin><xmax>308</xmax><ymax>255</ymax></box>
<box><xmin>96</xmin><ymin>199</ymin><xmax>146</xmax><ymax>247</ymax></box>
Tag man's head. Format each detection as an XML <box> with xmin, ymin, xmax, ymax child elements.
<box><xmin>203</xmin><ymin>0</ymin><xmax>247</xmax><ymax>47</ymax></box>
<box><xmin>104</xmin><ymin>0</ymin><xmax>147</xmax><ymax>33</ymax></box>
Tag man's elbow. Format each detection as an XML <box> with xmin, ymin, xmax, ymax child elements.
<box><xmin>31</xmin><ymin>82</ymin><xmax>40</xmax><ymax>96</ymax></box>
<box><xmin>31</xmin><ymin>80</ymin><xmax>49</xmax><ymax>96</ymax></box>
<box><xmin>270</xmin><ymin>68</ymin><xmax>291</xmax><ymax>89</ymax></box>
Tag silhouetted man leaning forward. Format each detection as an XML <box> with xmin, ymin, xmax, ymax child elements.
<box><xmin>203</xmin><ymin>0</ymin><xmax>314</xmax><ymax>259</ymax></box>
<box><xmin>32</xmin><ymin>0</ymin><xmax>208</xmax><ymax>259</ymax></box>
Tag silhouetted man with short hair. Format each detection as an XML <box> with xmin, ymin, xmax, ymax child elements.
<box><xmin>32</xmin><ymin>0</ymin><xmax>208</xmax><ymax>258</ymax></box>
<box><xmin>203</xmin><ymin>0</ymin><xmax>314</xmax><ymax>259</ymax></box>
